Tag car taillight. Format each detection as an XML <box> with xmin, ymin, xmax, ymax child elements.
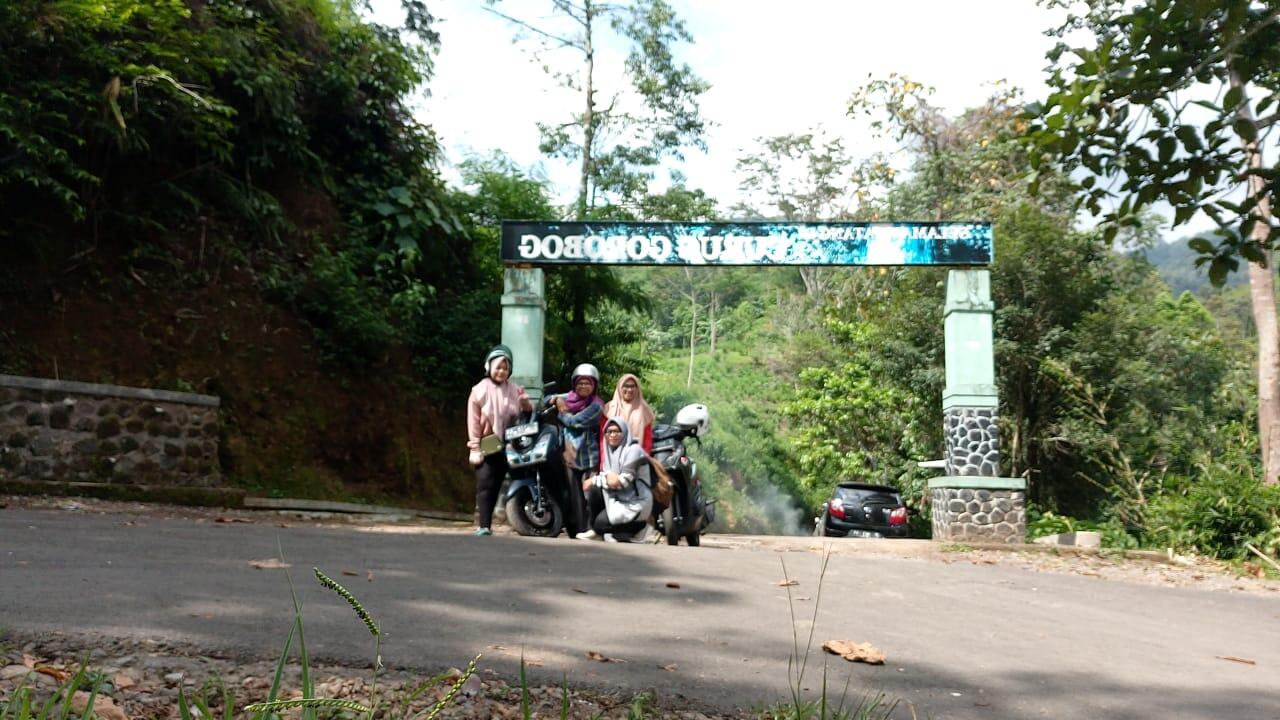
<box><xmin>889</xmin><ymin>507</ymin><xmax>908</xmax><ymax>526</ymax></box>
<box><xmin>829</xmin><ymin>498</ymin><xmax>846</xmax><ymax>519</ymax></box>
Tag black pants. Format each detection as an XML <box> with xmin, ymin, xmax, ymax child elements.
<box><xmin>586</xmin><ymin>485</ymin><xmax>647</xmax><ymax>537</ymax></box>
<box><xmin>474</xmin><ymin>453</ymin><xmax>508</xmax><ymax>529</ymax></box>
<box><xmin>568</xmin><ymin>468</ymin><xmax>592</xmax><ymax>535</ymax></box>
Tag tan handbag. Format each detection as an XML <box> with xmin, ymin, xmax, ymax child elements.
<box><xmin>649</xmin><ymin>457</ymin><xmax>673</xmax><ymax>506</ymax></box>
<box><xmin>479</xmin><ymin>433</ymin><xmax>503</xmax><ymax>456</ymax></box>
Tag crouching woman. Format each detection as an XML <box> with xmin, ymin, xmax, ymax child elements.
<box><xmin>580</xmin><ymin>416</ymin><xmax>654</xmax><ymax>542</ymax></box>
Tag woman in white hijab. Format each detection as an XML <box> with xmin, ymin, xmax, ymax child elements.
<box><xmin>578</xmin><ymin>416</ymin><xmax>654</xmax><ymax>542</ymax></box>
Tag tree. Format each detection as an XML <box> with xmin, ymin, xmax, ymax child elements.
<box><xmin>1026</xmin><ymin>0</ymin><xmax>1280</xmax><ymax>484</ymax></box>
<box><xmin>486</xmin><ymin>0</ymin><xmax>710</xmax><ymax>370</ymax></box>
<box><xmin>486</xmin><ymin>0</ymin><xmax>709</xmax><ymax>216</ymax></box>
<box><xmin>733</xmin><ymin>131</ymin><xmax>855</xmax><ymax>297</ymax></box>
<box><xmin>629</xmin><ymin>180</ymin><xmax>717</xmax><ymax>386</ymax></box>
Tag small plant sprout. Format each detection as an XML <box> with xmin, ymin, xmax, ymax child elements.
<box><xmin>239</xmin><ymin>561</ymin><xmax>477</xmax><ymax>720</ymax></box>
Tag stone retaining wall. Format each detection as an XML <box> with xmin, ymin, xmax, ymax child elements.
<box><xmin>0</xmin><ymin>375</ymin><xmax>221</xmax><ymax>487</ymax></box>
<box><xmin>930</xmin><ymin>487</ymin><xmax>1026</xmax><ymax>544</ymax></box>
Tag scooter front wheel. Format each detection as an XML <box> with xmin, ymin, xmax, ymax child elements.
<box><xmin>505</xmin><ymin>490</ymin><xmax>564</xmax><ymax>537</ymax></box>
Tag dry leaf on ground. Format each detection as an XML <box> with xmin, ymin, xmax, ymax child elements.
<box><xmin>1215</xmin><ymin>655</ymin><xmax>1256</xmax><ymax>665</ymax></box>
<box><xmin>665</xmin><ymin>582</ymin><xmax>681</xmax><ymax>589</ymax></box>
<box><xmin>585</xmin><ymin>651</ymin><xmax>625</xmax><ymax>663</ymax></box>
<box><xmin>571</xmin><ymin>588</ymin><xmax>588</xmax><ymax>594</ymax></box>
<box><xmin>659</xmin><ymin>663</ymin><xmax>678</xmax><ymax>672</ymax></box>
<box><xmin>248</xmin><ymin>558</ymin><xmax>290</xmax><ymax>570</ymax></box>
<box><xmin>775</xmin><ymin>579</ymin><xmax>798</xmax><ymax>587</ymax></box>
<box><xmin>341</xmin><ymin>570</ymin><xmax>359</xmax><ymax>577</ymax></box>
<box><xmin>34</xmin><ymin>666</ymin><xmax>71</xmax><ymax>683</ymax></box>
<box><xmin>71</xmin><ymin>692</ymin><xmax>128</xmax><ymax>720</ymax></box>
<box><xmin>113</xmin><ymin>673</ymin><xmax>136</xmax><ymax>689</ymax></box>
<box><xmin>215</xmin><ymin>517</ymin><xmax>250</xmax><ymax>524</ymax></box>
<box><xmin>822</xmin><ymin>640</ymin><xmax>886</xmax><ymax>665</ymax></box>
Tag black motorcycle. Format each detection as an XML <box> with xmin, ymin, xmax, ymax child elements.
<box><xmin>503</xmin><ymin>403</ymin><xmax>577</xmax><ymax>537</ymax></box>
<box><xmin>651</xmin><ymin>404</ymin><xmax>715</xmax><ymax>546</ymax></box>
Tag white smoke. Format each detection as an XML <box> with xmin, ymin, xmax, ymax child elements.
<box><xmin>745</xmin><ymin>478</ymin><xmax>810</xmax><ymax>536</ymax></box>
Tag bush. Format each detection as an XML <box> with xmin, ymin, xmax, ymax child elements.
<box><xmin>1143</xmin><ymin>469</ymin><xmax>1280</xmax><ymax>560</ymax></box>
<box><xmin>1025</xmin><ymin>505</ymin><xmax>1138</xmax><ymax>549</ymax></box>
<box><xmin>275</xmin><ymin>248</ymin><xmax>400</xmax><ymax>370</ymax></box>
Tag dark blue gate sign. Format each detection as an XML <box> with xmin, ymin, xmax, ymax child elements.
<box><xmin>500</xmin><ymin>221</ymin><xmax>992</xmax><ymax>266</ymax></box>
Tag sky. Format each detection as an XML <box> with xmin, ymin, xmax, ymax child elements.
<box><xmin>367</xmin><ymin>0</ymin><xmax>1213</xmax><ymax>239</ymax></box>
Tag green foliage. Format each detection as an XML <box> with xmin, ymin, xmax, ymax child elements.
<box><xmin>0</xmin><ymin>0</ymin><xmax>484</xmax><ymax>393</ymax></box>
<box><xmin>1026</xmin><ymin>0</ymin><xmax>1280</xmax><ymax>270</ymax></box>
<box><xmin>1025</xmin><ymin>506</ymin><xmax>1138</xmax><ymax>550</ymax></box>
<box><xmin>272</xmin><ymin>247</ymin><xmax>400</xmax><ymax>370</ymax></box>
<box><xmin>784</xmin><ymin>318</ymin><xmax>930</xmax><ymax>512</ymax></box>
<box><xmin>1040</xmin><ymin>272</ymin><xmax>1245</xmax><ymax>520</ymax></box>
<box><xmin>1144</xmin><ymin>426</ymin><xmax>1280</xmax><ymax>559</ymax></box>
<box><xmin>645</xmin><ymin>344</ymin><xmax>806</xmax><ymax>534</ymax></box>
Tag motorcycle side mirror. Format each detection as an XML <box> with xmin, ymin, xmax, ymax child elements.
<box><xmin>542</xmin><ymin>381</ymin><xmax>558</xmax><ymax>392</ymax></box>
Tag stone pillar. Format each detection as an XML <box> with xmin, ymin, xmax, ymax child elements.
<box><xmin>501</xmin><ymin>268</ymin><xmax>546</xmax><ymax>403</ymax></box>
<box><xmin>932</xmin><ymin>269</ymin><xmax>1026</xmax><ymax>543</ymax></box>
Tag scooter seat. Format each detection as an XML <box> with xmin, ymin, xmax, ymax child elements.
<box><xmin>653</xmin><ymin>424</ymin><xmax>682</xmax><ymax>441</ymax></box>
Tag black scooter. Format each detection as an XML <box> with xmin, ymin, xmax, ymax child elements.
<box><xmin>651</xmin><ymin>409</ymin><xmax>715</xmax><ymax>546</ymax></box>
<box><xmin>503</xmin><ymin>402</ymin><xmax>577</xmax><ymax>537</ymax></box>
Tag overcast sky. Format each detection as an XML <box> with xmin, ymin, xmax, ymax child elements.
<box><xmin>367</xmin><ymin>1</ymin><xmax>1212</xmax><ymax>240</ymax></box>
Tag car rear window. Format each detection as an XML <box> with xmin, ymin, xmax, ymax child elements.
<box><xmin>836</xmin><ymin>486</ymin><xmax>902</xmax><ymax>505</ymax></box>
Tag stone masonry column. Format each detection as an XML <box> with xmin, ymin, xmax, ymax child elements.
<box><xmin>931</xmin><ymin>269</ymin><xmax>1026</xmax><ymax>543</ymax></box>
<box><xmin>501</xmin><ymin>268</ymin><xmax>546</xmax><ymax>404</ymax></box>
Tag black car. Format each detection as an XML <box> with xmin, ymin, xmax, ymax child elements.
<box><xmin>815</xmin><ymin>482</ymin><xmax>909</xmax><ymax>538</ymax></box>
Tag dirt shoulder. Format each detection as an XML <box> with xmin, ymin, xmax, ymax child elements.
<box><xmin>1</xmin><ymin>625</ymin><xmax>739</xmax><ymax>720</ymax></box>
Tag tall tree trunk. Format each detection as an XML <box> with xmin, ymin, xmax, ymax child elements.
<box><xmin>686</xmin><ymin>269</ymin><xmax>698</xmax><ymax>388</ymax></box>
<box><xmin>1232</xmin><ymin>68</ymin><xmax>1280</xmax><ymax>486</ymax></box>
<box><xmin>570</xmin><ymin>277</ymin><xmax>587</xmax><ymax>371</ymax></box>
<box><xmin>709</xmin><ymin>290</ymin><xmax>718</xmax><ymax>355</ymax></box>
<box><xmin>798</xmin><ymin>267</ymin><xmax>823</xmax><ymax>297</ymax></box>
<box><xmin>577</xmin><ymin>2</ymin><xmax>595</xmax><ymax>217</ymax></box>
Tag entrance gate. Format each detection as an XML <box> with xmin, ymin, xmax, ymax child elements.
<box><xmin>499</xmin><ymin>221</ymin><xmax>1025</xmax><ymax>543</ymax></box>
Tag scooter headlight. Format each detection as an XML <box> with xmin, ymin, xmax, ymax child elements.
<box><xmin>528</xmin><ymin>435</ymin><xmax>552</xmax><ymax>461</ymax></box>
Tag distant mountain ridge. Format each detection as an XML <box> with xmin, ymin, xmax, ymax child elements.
<box><xmin>1139</xmin><ymin>236</ymin><xmax>1248</xmax><ymax>295</ymax></box>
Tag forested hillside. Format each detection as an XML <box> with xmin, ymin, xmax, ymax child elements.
<box><xmin>0</xmin><ymin>0</ymin><xmax>497</xmax><ymax>507</ymax></box>
<box><xmin>2</xmin><ymin>0</ymin><xmax>1277</xmax><ymax>562</ymax></box>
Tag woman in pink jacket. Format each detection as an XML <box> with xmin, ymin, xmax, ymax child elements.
<box><xmin>467</xmin><ymin>344</ymin><xmax>532</xmax><ymax>536</ymax></box>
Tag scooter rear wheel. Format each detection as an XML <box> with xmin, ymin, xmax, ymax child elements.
<box><xmin>661</xmin><ymin>506</ymin><xmax>680</xmax><ymax>546</ymax></box>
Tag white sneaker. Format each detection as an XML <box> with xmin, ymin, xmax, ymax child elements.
<box><xmin>575</xmin><ymin>529</ymin><xmax>599</xmax><ymax>541</ymax></box>
<box><xmin>633</xmin><ymin>525</ymin><xmax>657</xmax><ymax>544</ymax></box>
<box><xmin>603</xmin><ymin>533</ymin><xmax>618</xmax><ymax>543</ymax></box>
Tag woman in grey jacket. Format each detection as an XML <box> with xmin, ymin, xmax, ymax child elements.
<box><xmin>578</xmin><ymin>416</ymin><xmax>654</xmax><ymax>542</ymax></box>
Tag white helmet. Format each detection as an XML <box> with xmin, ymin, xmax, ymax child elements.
<box><xmin>570</xmin><ymin>363</ymin><xmax>600</xmax><ymax>384</ymax></box>
<box><xmin>675</xmin><ymin>403</ymin><xmax>709</xmax><ymax>437</ymax></box>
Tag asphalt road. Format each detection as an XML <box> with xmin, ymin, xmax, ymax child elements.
<box><xmin>2</xmin><ymin>507</ymin><xmax>1279</xmax><ymax>719</ymax></box>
